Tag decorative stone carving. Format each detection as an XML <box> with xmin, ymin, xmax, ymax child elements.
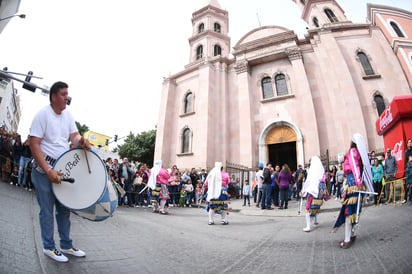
<box><xmin>285</xmin><ymin>47</ymin><xmax>302</xmax><ymax>61</ymax></box>
<box><xmin>235</xmin><ymin>60</ymin><xmax>249</xmax><ymax>74</ymax></box>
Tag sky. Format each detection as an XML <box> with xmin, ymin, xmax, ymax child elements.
<box><xmin>1</xmin><ymin>0</ymin><xmax>411</xmax><ymax>147</ymax></box>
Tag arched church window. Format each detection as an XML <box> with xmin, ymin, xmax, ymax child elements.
<box><xmin>198</xmin><ymin>23</ymin><xmax>204</xmax><ymax>33</ymax></box>
<box><xmin>357</xmin><ymin>52</ymin><xmax>375</xmax><ymax>76</ymax></box>
<box><xmin>196</xmin><ymin>45</ymin><xmax>203</xmax><ymax>60</ymax></box>
<box><xmin>214</xmin><ymin>45</ymin><xmax>222</xmax><ymax>56</ymax></box>
<box><xmin>390</xmin><ymin>21</ymin><xmax>405</xmax><ymax>37</ymax></box>
<box><xmin>325</xmin><ymin>8</ymin><xmax>338</xmax><ymax>23</ymax></box>
<box><xmin>182</xmin><ymin>128</ymin><xmax>191</xmax><ymax>153</ymax></box>
<box><xmin>214</xmin><ymin>23</ymin><xmax>221</xmax><ymax>33</ymax></box>
<box><xmin>313</xmin><ymin>17</ymin><xmax>319</xmax><ymax>27</ymax></box>
<box><xmin>374</xmin><ymin>94</ymin><xmax>386</xmax><ymax>116</ymax></box>
<box><xmin>261</xmin><ymin>77</ymin><xmax>274</xmax><ymax>99</ymax></box>
<box><xmin>184</xmin><ymin>92</ymin><xmax>193</xmax><ymax>113</ymax></box>
<box><xmin>275</xmin><ymin>74</ymin><xmax>288</xmax><ymax>96</ymax></box>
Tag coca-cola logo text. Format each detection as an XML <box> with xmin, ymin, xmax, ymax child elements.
<box><xmin>379</xmin><ymin>106</ymin><xmax>393</xmax><ymax>132</ymax></box>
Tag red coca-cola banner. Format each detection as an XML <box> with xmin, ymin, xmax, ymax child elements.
<box><xmin>376</xmin><ymin>95</ymin><xmax>412</xmax><ymax>178</ymax></box>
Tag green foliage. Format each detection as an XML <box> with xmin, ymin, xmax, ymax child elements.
<box><xmin>75</xmin><ymin>121</ymin><xmax>89</xmax><ymax>136</ymax></box>
<box><xmin>115</xmin><ymin>129</ymin><xmax>156</xmax><ymax>165</ymax></box>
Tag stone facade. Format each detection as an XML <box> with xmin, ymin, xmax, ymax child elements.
<box><xmin>155</xmin><ymin>0</ymin><xmax>411</xmax><ymax>171</ymax></box>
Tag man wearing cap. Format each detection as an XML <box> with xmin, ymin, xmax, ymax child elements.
<box><xmin>384</xmin><ymin>148</ymin><xmax>397</xmax><ymax>202</ymax></box>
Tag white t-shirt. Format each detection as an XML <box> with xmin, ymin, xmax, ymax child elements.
<box><xmin>30</xmin><ymin>105</ymin><xmax>77</xmax><ymax>161</ymax></box>
<box><xmin>255</xmin><ymin>170</ymin><xmax>264</xmax><ymax>188</ymax></box>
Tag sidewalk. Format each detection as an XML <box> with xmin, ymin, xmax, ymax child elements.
<box><xmin>228</xmin><ymin>196</ymin><xmax>343</xmax><ymax>217</ymax></box>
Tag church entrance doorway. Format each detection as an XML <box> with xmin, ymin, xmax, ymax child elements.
<box><xmin>266</xmin><ymin>125</ymin><xmax>298</xmax><ymax>171</ymax></box>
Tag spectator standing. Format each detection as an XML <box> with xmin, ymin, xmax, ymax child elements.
<box><xmin>383</xmin><ymin>148</ymin><xmax>397</xmax><ymax>202</ymax></box>
<box><xmin>261</xmin><ymin>163</ymin><xmax>273</xmax><ymax>210</ymax></box>
<box><xmin>273</xmin><ymin>165</ymin><xmax>280</xmax><ymax>207</ymax></box>
<box><xmin>18</xmin><ymin>135</ymin><xmax>32</xmax><ymax>188</ymax></box>
<box><xmin>118</xmin><ymin>158</ymin><xmax>134</xmax><ymax>207</ymax></box>
<box><xmin>335</xmin><ymin>164</ymin><xmax>345</xmax><ymax>200</ymax></box>
<box><xmin>134</xmin><ymin>163</ymin><xmax>149</xmax><ymax>208</ymax></box>
<box><xmin>405</xmin><ymin>155</ymin><xmax>412</xmax><ymax>205</ymax></box>
<box><xmin>371</xmin><ymin>159</ymin><xmax>384</xmax><ymax>205</ymax></box>
<box><xmin>242</xmin><ymin>180</ymin><xmax>251</xmax><ymax>206</ymax></box>
<box><xmin>294</xmin><ymin>164</ymin><xmax>304</xmax><ymax>201</ymax></box>
<box><xmin>278</xmin><ymin>164</ymin><xmax>292</xmax><ymax>209</ymax></box>
<box><xmin>255</xmin><ymin>163</ymin><xmax>264</xmax><ymax>207</ymax></box>
<box><xmin>403</xmin><ymin>139</ymin><xmax>412</xmax><ymax>204</ymax></box>
<box><xmin>12</xmin><ymin>134</ymin><xmax>23</xmax><ymax>179</ymax></box>
<box><xmin>184</xmin><ymin>180</ymin><xmax>194</xmax><ymax>207</ymax></box>
<box><xmin>1</xmin><ymin>133</ymin><xmax>12</xmax><ymax>182</ymax></box>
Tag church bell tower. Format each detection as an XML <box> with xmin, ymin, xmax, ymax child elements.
<box><xmin>187</xmin><ymin>0</ymin><xmax>230</xmax><ymax>65</ymax></box>
<box><xmin>292</xmin><ymin>0</ymin><xmax>349</xmax><ymax>29</ymax></box>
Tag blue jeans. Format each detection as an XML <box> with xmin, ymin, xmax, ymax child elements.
<box><xmin>18</xmin><ymin>156</ymin><xmax>31</xmax><ymax>186</ymax></box>
<box><xmin>261</xmin><ymin>184</ymin><xmax>272</xmax><ymax>209</ymax></box>
<box><xmin>123</xmin><ymin>182</ymin><xmax>132</xmax><ymax>205</ymax></box>
<box><xmin>31</xmin><ymin>168</ymin><xmax>73</xmax><ymax>250</ymax></box>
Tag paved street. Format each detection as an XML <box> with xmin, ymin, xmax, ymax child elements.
<box><xmin>1</xmin><ymin>181</ymin><xmax>412</xmax><ymax>274</ymax></box>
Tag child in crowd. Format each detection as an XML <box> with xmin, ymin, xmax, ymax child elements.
<box><xmin>195</xmin><ymin>182</ymin><xmax>202</xmax><ymax>207</ymax></box>
<box><xmin>179</xmin><ymin>188</ymin><xmax>187</xmax><ymax>207</ymax></box>
<box><xmin>243</xmin><ymin>180</ymin><xmax>251</xmax><ymax>206</ymax></box>
<box><xmin>406</xmin><ymin>155</ymin><xmax>412</xmax><ymax>204</ymax></box>
<box><xmin>184</xmin><ymin>180</ymin><xmax>194</xmax><ymax>207</ymax></box>
<box><xmin>10</xmin><ymin>166</ymin><xmax>19</xmax><ymax>186</ymax></box>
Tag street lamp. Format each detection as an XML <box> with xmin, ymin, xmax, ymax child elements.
<box><xmin>0</xmin><ymin>14</ymin><xmax>26</xmax><ymax>22</ymax></box>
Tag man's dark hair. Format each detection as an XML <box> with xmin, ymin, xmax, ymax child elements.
<box><xmin>49</xmin><ymin>81</ymin><xmax>68</xmax><ymax>102</ymax></box>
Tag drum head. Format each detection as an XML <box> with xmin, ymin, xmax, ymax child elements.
<box><xmin>52</xmin><ymin>148</ymin><xmax>107</xmax><ymax>210</ymax></box>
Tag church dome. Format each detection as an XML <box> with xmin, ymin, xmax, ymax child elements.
<box><xmin>235</xmin><ymin>25</ymin><xmax>293</xmax><ymax>48</ymax></box>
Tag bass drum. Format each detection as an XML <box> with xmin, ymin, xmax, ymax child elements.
<box><xmin>52</xmin><ymin>148</ymin><xmax>117</xmax><ymax>221</ymax></box>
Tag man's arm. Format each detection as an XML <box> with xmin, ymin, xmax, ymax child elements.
<box><xmin>29</xmin><ymin>136</ymin><xmax>62</xmax><ymax>184</ymax></box>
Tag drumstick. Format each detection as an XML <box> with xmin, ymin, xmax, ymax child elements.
<box><xmin>84</xmin><ymin>148</ymin><xmax>91</xmax><ymax>174</ymax></box>
<box><xmin>139</xmin><ymin>184</ymin><xmax>148</xmax><ymax>194</ymax></box>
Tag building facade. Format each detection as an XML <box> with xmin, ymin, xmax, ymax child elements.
<box><xmin>154</xmin><ymin>0</ymin><xmax>412</xmax><ymax>171</ymax></box>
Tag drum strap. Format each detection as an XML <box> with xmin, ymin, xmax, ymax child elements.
<box><xmin>32</xmin><ymin>154</ymin><xmax>57</xmax><ymax>174</ymax></box>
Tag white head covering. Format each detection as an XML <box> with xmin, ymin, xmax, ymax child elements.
<box><xmin>206</xmin><ymin>162</ymin><xmax>222</xmax><ymax>201</ymax></box>
<box><xmin>302</xmin><ymin>156</ymin><xmax>324</xmax><ymax>197</ymax></box>
<box><xmin>352</xmin><ymin>133</ymin><xmax>374</xmax><ymax>193</ymax></box>
<box><xmin>148</xmin><ymin>160</ymin><xmax>162</xmax><ymax>190</ymax></box>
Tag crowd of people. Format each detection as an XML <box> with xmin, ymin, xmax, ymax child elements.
<box><xmin>104</xmin><ymin>158</ymin><xmax>213</xmax><ymax>210</ymax></box>
<box><xmin>0</xmin><ymin>127</ymin><xmax>34</xmax><ymax>191</ymax></box>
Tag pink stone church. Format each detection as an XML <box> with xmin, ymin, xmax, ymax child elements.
<box><xmin>154</xmin><ymin>0</ymin><xmax>412</xmax><ymax>171</ymax></box>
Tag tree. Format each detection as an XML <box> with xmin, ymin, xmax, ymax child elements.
<box><xmin>75</xmin><ymin>121</ymin><xmax>89</xmax><ymax>136</ymax></box>
<box><xmin>115</xmin><ymin>128</ymin><xmax>156</xmax><ymax>165</ymax></box>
